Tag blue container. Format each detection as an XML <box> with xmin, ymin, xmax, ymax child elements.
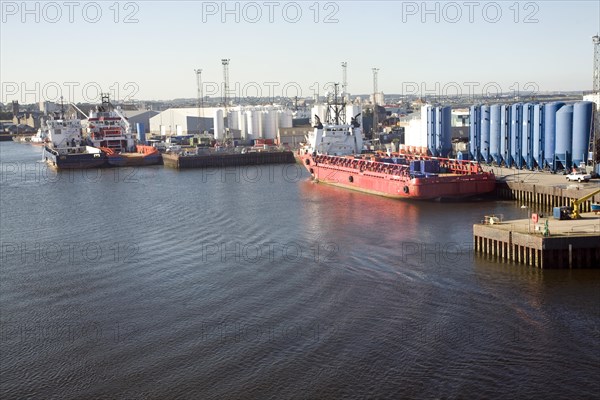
<box><xmin>555</xmin><ymin>104</ymin><xmax>574</xmax><ymax>170</ymax></box>
<box><xmin>421</xmin><ymin>160</ymin><xmax>441</xmax><ymax>173</ymax></box>
<box><xmin>532</xmin><ymin>104</ymin><xmax>544</xmax><ymax>168</ymax></box>
<box><xmin>510</xmin><ymin>103</ymin><xmax>522</xmax><ymax>168</ymax></box>
<box><xmin>409</xmin><ymin>160</ymin><xmax>421</xmax><ymax>174</ymax></box>
<box><xmin>572</xmin><ymin>101</ymin><xmax>593</xmax><ymax>167</ymax></box>
<box><xmin>136</xmin><ymin>123</ymin><xmax>146</xmax><ymax>144</ymax></box>
<box><xmin>469</xmin><ymin>105</ymin><xmax>480</xmax><ymax>160</ymax></box>
<box><xmin>489</xmin><ymin>104</ymin><xmax>502</xmax><ymax>164</ymax></box>
<box><xmin>543</xmin><ymin>102</ymin><xmax>564</xmax><ymax>170</ymax></box>
<box><xmin>500</xmin><ymin>104</ymin><xmax>511</xmax><ymax>166</ymax></box>
<box><xmin>521</xmin><ymin>103</ymin><xmax>534</xmax><ymax>169</ymax></box>
<box><xmin>480</xmin><ymin>105</ymin><xmax>491</xmax><ymax>163</ymax></box>
<box><xmin>438</xmin><ymin>106</ymin><xmax>452</xmax><ymax>158</ymax></box>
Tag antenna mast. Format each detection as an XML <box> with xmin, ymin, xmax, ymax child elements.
<box><xmin>195</xmin><ymin>68</ymin><xmax>203</xmax><ymax>134</ymax></box>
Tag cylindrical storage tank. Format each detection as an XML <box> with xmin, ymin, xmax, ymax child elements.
<box><xmin>510</xmin><ymin>103</ymin><xmax>522</xmax><ymax>168</ymax></box>
<box><xmin>500</xmin><ymin>104</ymin><xmax>511</xmax><ymax>166</ymax></box>
<box><xmin>572</xmin><ymin>101</ymin><xmax>593</xmax><ymax>167</ymax></box>
<box><xmin>438</xmin><ymin>106</ymin><xmax>452</xmax><ymax>157</ymax></box>
<box><xmin>136</xmin><ymin>123</ymin><xmax>146</xmax><ymax>144</ymax></box>
<box><xmin>521</xmin><ymin>103</ymin><xmax>534</xmax><ymax>169</ymax></box>
<box><xmin>311</xmin><ymin>105</ymin><xmax>326</xmax><ymax>125</ymax></box>
<box><xmin>284</xmin><ymin>110</ymin><xmax>293</xmax><ymax>128</ymax></box>
<box><xmin>237</xmin><ymin>109</ymin><xmax>247</xmax><ymax>138</ymax></box>
<box><xmin>469</xmin><ymin>105</ymin><xmax>480</xmax><ymax>160</ymax></box>
<box><xmin>427</xmin><ymin>106</ymin><xmax>437</xmax><ymax>156</ymax></box>
<box><xmin>246</xmin><ymin>110</ymin><xmax>258</xmax><ymax>139</ymax></box>
<box><xmin>264</xmin><ymin>109</ymin><xmax>278</xmax><ymax>140</ymax></box>
<box><xmin>543</xmin><ymin>102</ymin><xmax>564</xmax><ymax>169</ymax></box>
<box><xmin>228</xmin><ymin>110</ymin><xmax>239</xmax><ymax>130</ymax></box>
<box><xmin>480</xmin><ymin>105</ymin><xmax>490</xmax><ymax>162</ymax></box>
<box><xmin>489</xmin><ymin>104</ymin><xmax>502</xmax><ymax>164</ymax></box>
<box><xmin>532</xmin><ymin>104</ymin><xmax>544</xmax><ymax>168</ymax></box>
<box><xmin>214</xmin><ymin>109</ymin><xmax>224</xmax><ymax>140</ymax></box>
<box><xmin>345</xmin><ymin>104</ymin><xmax>360</xmax><ymax>125</ymax></box>
<box><xmin>555</xmin><ymin>104</ymin><xmax>574</xmax><ymax>170</ymax></box>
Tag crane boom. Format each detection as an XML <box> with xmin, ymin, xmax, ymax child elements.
<box><xmin>570</xmin><ymin>188</ymin><xmax>600</xmax><ymax>219</ymax></box>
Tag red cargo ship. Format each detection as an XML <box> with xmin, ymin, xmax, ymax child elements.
<box><xmin>296</xmin><ymin>93</ymin><xmax>495</xmax><ymax>200</ymax></box>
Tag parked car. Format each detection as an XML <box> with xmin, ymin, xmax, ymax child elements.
<box><xmin>566</xmin><ymin>171</ymin><xmax>591</xmax><ymax>182</ymax></box>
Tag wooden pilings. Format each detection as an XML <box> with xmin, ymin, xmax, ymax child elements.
<box><xmin>495</xmin><ymin>181</ymin><xmax>599</xmax><ymax>212</ymax></box>
<box><xmin>473</xmin><ymin>224</ymin><xmax>600</xmax><ymax>269</ymax></box>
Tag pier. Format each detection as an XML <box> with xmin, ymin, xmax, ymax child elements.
<box><xmin>473</xmin><ymin>214</ymin><xmax>599</xmax><ymax>268</ymax></box>
<box><xmin>485</xmin><ymin>166</ymin><xmax>600</xmax><ymax>211</ymax></box>
<box><xmin>473</xmin><ymin>166</ymin><xmax>600</xmax><ymax>268</ymax></box>
<box><xmin>162</xmin><ymin>151</ymin><xmax>295</xmax><ymax>169</ymax></box>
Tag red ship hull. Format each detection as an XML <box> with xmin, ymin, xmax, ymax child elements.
<box><xmin>296</xmin><ymin>152</ymin><xmax>496</xmax><ymax>200</ymax></box>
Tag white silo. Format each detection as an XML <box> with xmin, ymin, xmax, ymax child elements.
<box><xmin>346</xmin><ymin>104</ymin><xmax>361</xmax><ymax>125</ymax></box>
<box><xmin>263</xmin><ymin>109</ymin><xmax>278</xmax><ymax>139</ymax></box>
<box><xmin>258</xmin><ymin>108</ymin><xmax>266</xmax><ymax>139</ymax></box>
<box><xmin>228</xmin><ymin>109</ymin><xmax>239</xmax><ymax>130</ymax></box>
<box><xmin>237</xmin><ymin>108</ymin><xmax>247</xmax><ymax>138</ymax></box>
<box><xmin>176</xmin><ymin>125</ymin><xmax>183</xmax><ymax>136</ymax></box>
<box><xmin>246</xmin><ymin>109</ymin><xmax>259</xmax><ymax>140</ymax></box>
<box><xmin>278</xmin><ymin>110</ymin><xmax>293</xmax><ymax>128</ymax></box>
<box><xmin>214</xmin><ymin>109</ymin><xmax>224</xmax><ymax>140</ymax></box>
<box><xmin>311</xmin><ymin>105</ymin><xmax>326</xmax><ymax>125</ymax></box>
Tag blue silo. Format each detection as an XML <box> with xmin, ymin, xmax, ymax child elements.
<box><xmin>489</xmin><ymin>104</ymin><xmax>502</xmax><ymax>164</ymax></box>
<box><xmin>136</xmin><ymin>123</ymin><xmax>146</xmax><ymax>144</ymax></box>
<box><xmin>543</xmin><ymin>102</ymin><xmax>564</xmax><ymax>170</ymax></box>
<box><xmin>469</xmin><ymin>105</ymin><xmax>480</xmax><ymax>160</ymax></box>
<box><xmin>480</xmin><ymin>105</ymin><xmax>491</xmax><ymax>163</ymax></box>
<box><xmin>510</xmin><ymin>103</ymin><xmax>522</xmax><ymax>168</ymax></box>
<box><xmin>555</xmin><ymin>104</ymin><xmax>574</xmax><ymax>170</ymax></box>
<box><xmin>427</xmin><ymin>106</ymin><xmax>436</xmax><ymax>156</ymax></box>
<box><xmin>500</xmin><ymin>104</ymin><xmax>511</xmax><ymax>166</ymax></box>
<box><xmin>521</xmin><ymin>103</ymin><xmax>534</xmax><ymax>169</ymax></box>
<box><xmin>572</xmin><ymin>101</ymin><xmax>593</xmax><ymax>167</ymax></box>
<box><xmin>532</xmin><ymin>104</ymin><xmax>544</xmax><ymax>168</ymax></box>
<box><xmin>438</xmin><ymin>106</ymin><xmax>452</xmax><ymax>158</ymax></box>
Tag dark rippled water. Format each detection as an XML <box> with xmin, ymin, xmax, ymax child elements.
<box><xmin>1</xmin><ymin>142</ymin><xmax>599</xmax><ymax>399</ymax></box>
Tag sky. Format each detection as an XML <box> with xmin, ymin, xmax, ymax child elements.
<box><xmin>1</xmin><ymin>0</ymin><xmax>599</xmax><ymax>103</ymax></box>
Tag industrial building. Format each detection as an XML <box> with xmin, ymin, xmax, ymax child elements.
<box><xmin>123</xmin><ymin>110</ymin><xmax>159</xmax><ymax>133</ymax></box>
<box><xmin>149</xmin><ymin>106</ymin><xmax>294</xmax><ymax>140</ymax></box>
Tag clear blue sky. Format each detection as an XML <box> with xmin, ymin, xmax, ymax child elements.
<box><xmin>1</xmin><ymin>1</ymin><xmax>599</xmax><ymax>103</ymax></box>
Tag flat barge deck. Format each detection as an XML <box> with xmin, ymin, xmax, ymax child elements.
<box><xmin>162</xmin><ymin>151</ymin><xmax>295</xmax><ymax>169</ymax></box>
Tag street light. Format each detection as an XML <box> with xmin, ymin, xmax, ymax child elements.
<box><xmin>521</xmin><ymin>204</ymin><xmax>530</xmax><ymax>233</ymax></box>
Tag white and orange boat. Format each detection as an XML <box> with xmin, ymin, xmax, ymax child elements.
<box><xmin>88</xmin><ymin>94</ymin><xmax>161</xmax><ymax>167</ymax></box>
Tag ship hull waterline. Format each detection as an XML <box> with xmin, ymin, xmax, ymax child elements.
<box><xmin>43</xmin><ymin>146</ymin><xmax>107</xmax><ymax>169</ymax></box>
<box><xmin>297</xmin><ymin>154</ymin><xmax>496</xmax><ymax>200</ymax></box>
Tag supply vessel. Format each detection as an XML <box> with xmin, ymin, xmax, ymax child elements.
<box><xmin>296</xmin><ymin>93</ymin><xmax>496</xmax><ymax>200</ymax></box>
<box><xmin>88</xmin><ymin>94</ymin><xmax>160</xmax><ymax>167</ymax></box>
<box><xmin>42</xmin><ymin>109</ymin><xmax>106</xmax><ymax>169</ymax></box>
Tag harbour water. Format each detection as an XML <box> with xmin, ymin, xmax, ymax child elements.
<box><xmin>1</xmin><ymin>142</ymin><xmax>599</xmax><ymax>399</ymax></box>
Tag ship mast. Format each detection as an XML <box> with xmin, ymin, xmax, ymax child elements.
<box><xmin>325</xmin><ymin>83</ymin><xmax>346</xmax><ymax>125</ymax></box>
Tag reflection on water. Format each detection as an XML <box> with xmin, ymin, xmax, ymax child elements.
<box><xmin>1</xmin><ymin>142</ymin><xmax>599</xmax><ymax>399</ymax></box>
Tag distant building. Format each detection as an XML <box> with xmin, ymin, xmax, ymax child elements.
<box><xmin>123</xmin><ymin>110</ymin><xmax>159</xmax><ymax>133</ymax></box>
<box><xmin>149</xmin><ymin>107</ymin><xmax>218</xmax><ymax>135</ymax></box>
<box><xmin>13</xmin><ymin>112</ymin><xmax>42</xmax><ymax>129</ymax></box>
<box><xmin>277</xmin><ymin>127</ymin><xmax>311</xmax><ymax>148</ymax></box>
